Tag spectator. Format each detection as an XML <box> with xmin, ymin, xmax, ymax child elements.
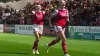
<box><xmin>0</xmin><ymin>0</ymin><xmax>99</xmax><ymax>26</ymax></box>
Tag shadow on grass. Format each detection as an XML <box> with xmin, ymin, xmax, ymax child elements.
<box><xmin>0</xmin><ymin>52</ymin><xmax>30</xmax><ymax>55</ymax></box>
<box><xmin>0</xmin><ymin>52</ymin><xmax>48</xmax><ymax>56</ymax></box>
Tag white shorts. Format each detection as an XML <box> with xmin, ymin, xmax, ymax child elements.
<box><xmin>54</xmin><ymin>25</ymin><xmax>65</xmax><ymax>33</ymax></box>
<box><xmin>33</xmin><ymin>24</ymin><xmax>43</xmax><ymax>34</ymax></box>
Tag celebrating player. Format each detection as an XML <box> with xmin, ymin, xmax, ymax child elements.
<box><xmin>32</xmin><ymin>4</ymin><xmax>45</xmax><ymax>55</ymax></box>
<box><xmin>47</xmin><ymin>0</ymin><xmax>70</xmax><ymax>56</ymax></box>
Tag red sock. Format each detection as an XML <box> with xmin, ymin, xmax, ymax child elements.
<box><xmin>62</xmin><ymin>41</ymin><xmax>67</xmax><ymax>54</ymax></box>
<box><xmin>32</xmin><ymin>40</ymin><xmax>39</xmax><ymax>50</ymax></box>
<box><xmin>48</xmin><ymin>40</ymin><xmax>57</xmax><ymax>47</ymax></box>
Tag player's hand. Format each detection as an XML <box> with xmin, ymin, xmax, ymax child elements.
<box><xmin>49</xmin><ymin>27</ymin><xmax>54</xmax><ymax>32</ymax></box>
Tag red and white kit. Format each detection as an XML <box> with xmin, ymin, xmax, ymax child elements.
<box><xmin>54</xmin><ymin>8</ymin><xmax>69</xmax><ymax>32</ymax></box>
<box><xmin>32</xmin><ymin>11</ymin><xmax>45</xmax><ymax>34</ymax></box>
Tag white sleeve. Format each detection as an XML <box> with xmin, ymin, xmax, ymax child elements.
<box><xmin>43</xmin><ymin>11</ymin><xmax>45</xmax><ymax>14</ymax></box>
<box><xmin>52</xmin><ymin>10</ymin><xmax>58</xmax><ymax>15</ymax></box>
<box><xmin>32</xmin><ymin>11</ymin><xmax>35</xmax><ymax>14</ymax></box>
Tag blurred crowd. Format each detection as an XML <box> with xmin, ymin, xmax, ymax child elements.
<box><xmin>0</xmin><ymin>0</ymin><xmax>100</xmax><ymax>26</ymax></box>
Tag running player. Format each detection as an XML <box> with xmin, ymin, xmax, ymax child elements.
<box><xmin>47</xmin><ymin>0</ymin><xmax>70</xmax><ymax>56</ymax></box>
<box><xmin>32</xmin><ymin>4</ymin><xmax>45</xmax><ymax>55</ymax></box>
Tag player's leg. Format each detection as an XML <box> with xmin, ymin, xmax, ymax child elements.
<box><xmin>47</xmin><ymin>25</ymin><xmax>61</xmax><ymax>47</ymax></box>
<box><xmin>46</xmin><ymin>36</ymin><xmax>60</xmax><ymax>53</ymax></box>
<box><xmin>55</xmin><ymin>26</ymin><xmax>70</xmax><ymax>56</ymax></box>
<box><xmin>32</xmin><ymin>31</ymin><xmax>40</xmax><ymax>54</ymax></box>
<box><xmin>46</xmin><ymin>26</ymin><xmax>61</xmax><ymax>53</ymax></box>
<box><xmin>57</xmin><ymin>29</ymin><xmax>70</xmax><ymax>56</ymax></box>
<box><xmin>35</xmin><ymin>33</ymin><xmax>42</xmax><ymax>51</ymax></box>
<box><xmin>35</xmin><ymin>25</ymin><xmax>43</xmax><ymax>54</ymax></box>
<box><xmin>32</xmin><ymin>25</ymin><xmax>41</xmax><ymax>54</ymax></box>
<box><xmin>47</xmin><ymin>36</ymin><xmax>60</xmax><ymax>47</ymax></box>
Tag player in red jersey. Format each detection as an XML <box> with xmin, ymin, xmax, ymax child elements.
<box><xmin>46</xmin><ymin>0</ymin><xmax>70</xmax><ymax>56</ymax></box>
<box><xmin>32</xmin><ymin>4</ymin><xmax>45</xmax><ymax>55</ymax></box>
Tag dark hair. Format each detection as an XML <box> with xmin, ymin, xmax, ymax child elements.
<box><xmin>5</xmin><ymin>9</ymin><xmax>10</xmax><ymax>13</ymax></box>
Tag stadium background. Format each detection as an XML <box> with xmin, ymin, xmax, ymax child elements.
<box><xmin>0</xmin><ymin>24</ymin><xmax>100</xmax><ymax>40</ymax></box>
<box><xmin>0</xmin><ymin>0</ymin><xmax>100</xmax><ymax>42</ymax></box>
<box><xmin>0</xmin><ymin>0</ymin><xmax>100</xmax><ymax>56</ymax></box>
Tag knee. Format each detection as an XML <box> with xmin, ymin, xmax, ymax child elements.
<box><xmin>62</xmin><ymin>38</ymin><xmax>66</xmax><ymax>42</ymax></box>
<box><xmin>36</xmin><ymin>39</ymin><xmax>40</xmax><ymax>41</ymax></box>
<box><xmin>36</xmin><ymin>38</ymin><xmax>40</xmax><ymax>42</ymax></box>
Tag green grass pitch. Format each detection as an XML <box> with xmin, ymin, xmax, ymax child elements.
<box><xmin>0</xmin><ymin>33</ymin><xmax>100</xmax><ymax>56</ymax></box>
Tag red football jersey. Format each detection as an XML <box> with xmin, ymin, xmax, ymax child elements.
<box><xmin>55</xmin><ymin>9</ymin><xmax>69</xmax><ymax>28</ymax></box>
<box><xmin>33</xmin><ymin>11</ymin><xmax>45</xmax><ymax>25</ymax></box>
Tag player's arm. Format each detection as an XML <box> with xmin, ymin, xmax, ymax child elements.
<box><xmin>49</xmin><ymin>10</ymin><xmax>58</xmax><ymax>27</ymax></box>
<box><xmin>49</xmin><ymin>14</ymin><xmax>53</xmax><ymax>27</ymax></box>
<box><xmin>32</xmin><ymin>11</ymin><xmax>35</xmax><ymax>22</ymax></box>
<box><xmin>48</xmin><ymin>14</ymin><xmax>54</xmax><ymax>32</ymax></box>
<box><xmin>48</xmin><ymin>10</ymin><xmax>58</xmax><ymax>32</ymax></box>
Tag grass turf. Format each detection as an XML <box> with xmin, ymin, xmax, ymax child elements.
<box><xmin>0</xmin><ymin>33</ymin><xmax>100</xmax><ymax>56</ymax></box>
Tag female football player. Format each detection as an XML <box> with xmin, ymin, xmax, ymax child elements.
<box><xmin>47</xmin><ymin>0</ymin><xmax>70</xmax><ymax>56</ymax></box>
<box><xmin>32</xmin><ymin>4</ymin><xmax>45</xmax><ymax>55</ymax></box>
